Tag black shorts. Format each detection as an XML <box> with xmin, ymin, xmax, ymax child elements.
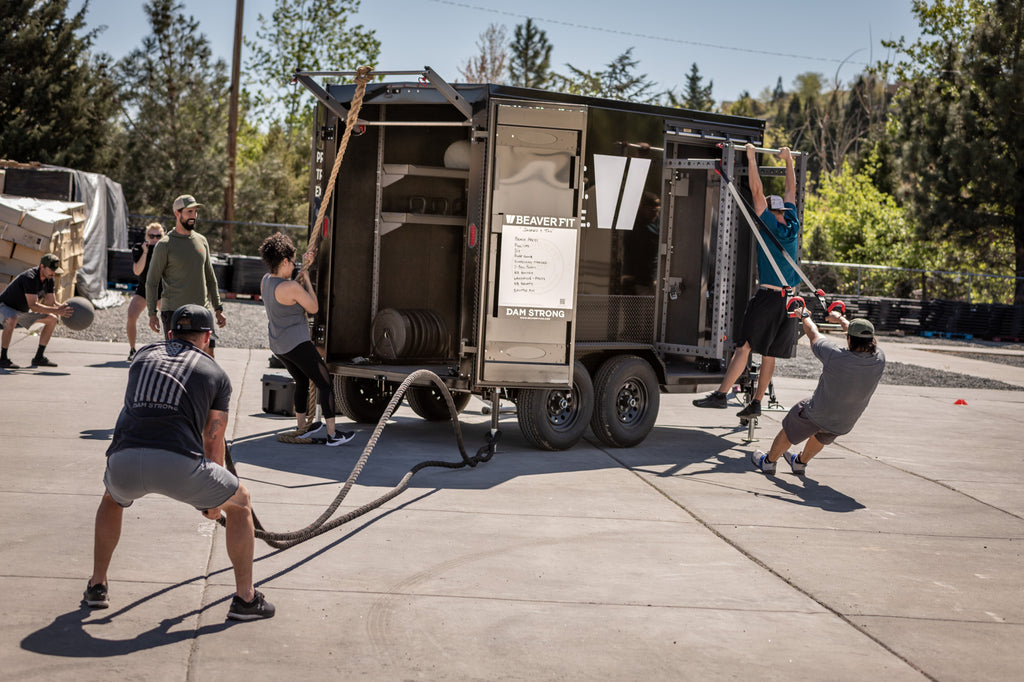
<box><xmin>736</xmin><ymin>288</ymin><xmax>798</xmax><ymax>358</ymax></box>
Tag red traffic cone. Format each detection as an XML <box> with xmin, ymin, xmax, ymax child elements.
<box><xmin>954</xmin><ymin>399</ymin><xmax>968</xmax><ymax>405</ymax></box>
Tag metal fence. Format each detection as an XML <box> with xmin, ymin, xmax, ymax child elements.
<box><xmin>128</xmin><ymin>214</ymin><xmax>308</xmax><ymax>256</ymax></box>
<box><xmin>804</xmin><ymin>260</ymin><xmax>1023</xmax><ymax>305</ymax></box>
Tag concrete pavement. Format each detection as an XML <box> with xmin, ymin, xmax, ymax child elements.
<box><xmin>1</xmin><ymin>336</ymin><xmax>1022</xmax><ymax>681</ymax></box>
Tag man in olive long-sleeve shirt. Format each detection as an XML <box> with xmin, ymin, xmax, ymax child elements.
<box><xmin>147</xmin><ymin>194</ymin><xmax>226</xmax><ymax>355</ymax></box>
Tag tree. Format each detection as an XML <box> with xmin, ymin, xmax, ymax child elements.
<box><xmin>115</xmin><ymin>0</ymin><xmax>229</xmax><ymax>218</ymax></box>
<box><xmin>508</xmin><ymin>18</ymin><xmax>552</xmax><ymax>89</ymax></box>
<box><xmin>244</xmin><ymin>0</ymin><xmax>380</xmax><ymax>137</ymax></box>
<box><xmin>458</xmin><ymin>23</ymin><xmax>509</xmax><ymax>84</ymax></box>
<box><xmin>0</xmin><ymin>0</ymin><xmax>120</xmax><ymax>171</ymax></box>
<box><xmin>883</xmin><ymin>0</ymin><xmax>1024</xmax><ymax>302</ymax></box>
<box><xmin>553</xmin><ymin>48</ymin><xmax>659</xmax><ymax>103</ymax></box>
<box><xmin>675</xmin><ymin>62</ymin><xmax>714</xmax><ymax>111</ymax></box>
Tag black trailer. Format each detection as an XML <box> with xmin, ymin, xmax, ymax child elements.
<box><xmin>298</xmin><ymin>68</ymin><xmax>806</xmax><ymax>450</ymax></box>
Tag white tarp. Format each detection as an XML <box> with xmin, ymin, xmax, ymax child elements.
<box><xmin>63</xmin><ymin>168</ymin><xmax>128</xmax><ymax>300</ymax></box>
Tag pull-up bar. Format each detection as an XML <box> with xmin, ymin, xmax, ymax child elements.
<box><xmin>717</xmin><ymin>142</ymin><xmax>805</xmax><ymax>157</ymax></box>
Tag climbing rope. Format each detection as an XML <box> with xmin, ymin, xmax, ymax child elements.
<box><xmin>222</xmin><ymin>370</ymin><xmax>500</xmax><ymax>549</ymax></box>
<box><xmin>303</xmin><ymin>65</ymin><xmax>374</xmax><ymax>269</ymax></box>
<box><xmin>275</xmin><ymin>382</ymin><xmax>321</xmax><ymax>442</ymax></box>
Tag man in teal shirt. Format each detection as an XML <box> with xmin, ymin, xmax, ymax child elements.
<box><xmin>694</xmin><ymin>143</ymin><xmax>800</xmax><ymax>417</ymax></box>
<box><xmin>146</xmin><ymin>194</ymin><xmax>226</xmax><ymax>355</ymax></box>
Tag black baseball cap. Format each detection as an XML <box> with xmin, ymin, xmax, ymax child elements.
<box><xmin>170</xmin><ymin>304</ymin><xmax>213</xmax><ymax>332</ymax></box>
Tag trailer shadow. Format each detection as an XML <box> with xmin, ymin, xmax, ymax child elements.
<box><xmin>231</xmin><ymin>412</ymin><xmax>746</xmax><ymax>491</ymax></box>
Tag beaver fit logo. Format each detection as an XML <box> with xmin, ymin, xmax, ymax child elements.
<box><xmin>592</xmin><ymin>154</ymin><xmax>652</xmax><ymax>231</ymax></box>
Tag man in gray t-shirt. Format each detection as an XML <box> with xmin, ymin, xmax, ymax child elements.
<box><xmin>750</xmin><ymin>307</ymin><xmax>885</xmax><ymax>476</ymax></box>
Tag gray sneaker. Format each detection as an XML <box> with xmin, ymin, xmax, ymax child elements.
<box><xmin>784</xmin><ymin>450</ymin><xmax>806</xmax><ymax>475</ymax></box>
<box><xmin>749</xmin><ymin>450</ymin><xmax>776</xmax><ymax>475</ymax></box>
<box><xmin>227</xmin><ymin>590</ymin><xmax>275</xmax><ymax>621</ymax></box>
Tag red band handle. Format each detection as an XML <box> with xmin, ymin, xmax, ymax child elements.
<box><xmin>827</xmin><ymin>300</ymin><xmax>846</xmax><ymax>315</ymax></box>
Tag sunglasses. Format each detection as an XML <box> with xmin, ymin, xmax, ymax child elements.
<box><xmin>146</xmin><ymin>233</ymin><xmax>163</xmax><ymax>239</ymax></box>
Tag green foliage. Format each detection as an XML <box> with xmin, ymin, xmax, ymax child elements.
<box><xmin>0</xmin><ymin>0</ymin><xmax>120</xmax><ymax>171</ymax></box>
<box><xmin>553</xmin><ymin>48</ymin><xmax>659</xmax><ymax>103</ymax></box>
<box><xmin>113</xmin><ymin>0</ymin><xmax>229</xmax><ymax>217</ymax></box>
<box><xmin>244</xmin><ymin>0</ymin><xmax>380</xmax><ymax>137</ymax></box>
<box><xmin>884</xmin><ymin>0</ymin><xmax>1024</xmax><ymax>301</ymax></box>
<box><xmin>508</xmin><ymin>18</ymin><xmax>552</xmax><ymax>89</ymax></box>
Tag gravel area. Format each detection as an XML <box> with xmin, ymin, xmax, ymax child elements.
<box><xmin>53</xmin><ymin>294</ymin><xmax>1024</xmax><ymax>391</ymax></box>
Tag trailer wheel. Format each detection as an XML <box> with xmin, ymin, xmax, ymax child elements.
<box><xmin>590</xmin><ymin>355</ymin><xmax>660</xmax><ymax>448</ymax></box>
<box><xmin>407</xmin><ymin>386</ymin><xmax>472</xmax><ymax>421</ymax></box>
<box><xmin>335</xmin><ymin>376</ymin><xmax>397</xmax><ymax>424</ymax></box>
<box><xmin>516</xmin><ymin>361</ymin><xmax>594</xmax><ymax>451</ymax></box>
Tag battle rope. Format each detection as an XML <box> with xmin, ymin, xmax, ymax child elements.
<box><xmin>222</xmin><ymin>370</ymin><xmax>500</xmax><ymax>549</ymax></box>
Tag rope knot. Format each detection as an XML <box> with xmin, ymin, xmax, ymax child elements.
<box><xmin>354</xmin><ymin>65</ymin><xmax>373</xmax><ymax>84</ymax></box>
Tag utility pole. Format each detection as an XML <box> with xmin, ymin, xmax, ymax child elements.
<box><xmin>223</xmin><ymin>0</ymin><xmax>244</xmax><ymax>253</ymax></box>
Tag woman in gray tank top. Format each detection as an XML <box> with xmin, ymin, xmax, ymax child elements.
<box><xmin>259</xmin><ymin>233</ymin><xmax>353</xmax><ymax>446</ymax></box>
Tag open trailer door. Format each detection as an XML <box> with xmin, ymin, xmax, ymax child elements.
<box><xmin>477</xmin><ymin>101</ymin><xmax>588</xmax><ymax>388</ymax></box>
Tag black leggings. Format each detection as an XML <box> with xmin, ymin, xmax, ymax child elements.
<box><xmin>276</xmin><ymin>341</ymin><xmax>334</xmax><ymax>419</ymax></box>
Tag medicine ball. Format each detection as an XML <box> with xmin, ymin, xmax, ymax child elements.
<box><xmin>443</xmin><ymin>140</ymin><xmax>471</xmax><ymax>170</ymax></box>
<box><xmin>62</xmin><ymin>296</ymin><xmax>95</xmax><ymax>331</ymax></box>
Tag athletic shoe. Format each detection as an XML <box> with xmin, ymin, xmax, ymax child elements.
<box><xmin>227</xmin><ymin>590</ymin><xmax>275</xmax><ymax>621</ymax></box>
<box><xmin>83</xmin><ymin>582</ymin><xmax>109</xmax><ymax>609</ymax></box>
<box><xmin>127</xmin><ymin>348</ymin><xmax>136</xmax><ymax>362</ymax></box>
<box><xmin>0</xmin><ymin>357</ymin><xmax>20</xmax><ymax>369</ymax></box>
<box><xmin>749</xmin><ymin>450</ymin><xmax>777</xmax><ymax>475</ymax></box>
<box><xmin>784</xmin><ymin>450</ymin><xmax>806</xmax><ymax>475</ymax></box>
<box><xmin>31</xmin><ymin>355</ymin><xmax>58</xmax><ymax>367</ymax></box>
<box><xmin>736</xmin><ymin>399</ymin><xmax>761</xmax><ymax>419</ymax></box>
<box><xmin>693</xmin><ymin>391</ymin><xmax>727</xmax><ymax>408</ymax></box>
<box><xmin>326</xmin><ymin>430</ymin><xmax>355</xmax><ymax>446</ymax></box>
<box><xmin>300</xmin><ymin>421</ymin><xmax>325</xmax><ymax>439</ymax></box>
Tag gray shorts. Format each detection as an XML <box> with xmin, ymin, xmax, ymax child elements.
<box><xmin>104</xmin><ymin>447</ymin><xmax>239</xmax><ymax>510</ymax></box>
<box><xmin>782</xmin><ymin>398</ymin><xmax>839</xmax><ymax>446</ymax></box>
<box><xmin>0</xmin><ymin>302</ymin><xmax>47</xmax><ymax>328</ymax></box>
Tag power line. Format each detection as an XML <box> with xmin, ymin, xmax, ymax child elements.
<box><xmin>427</xmin><ymin>0</ymin><xmax>870</xmax><ymax>67</ymax></box>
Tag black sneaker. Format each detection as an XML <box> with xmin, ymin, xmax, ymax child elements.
<box><xmin>301</xmin><ymin>421</ymin><xmax>325</xmax><ymax>439</ymax></box>
<box><xmin>0</xmin><ymin>357</ymin><xmax>20</xmax><ymax>369</ymax></box>
<box><xmin>83</xmin><ymin>582</ymin><xmax>109</xmax><ymax>608</ymax></box>
<box><xmin>227</xmin><ymin>590</ymin><xmax>275</xmax><ymax>621</ymax></box>
<box><xmin>31</xmin><ymin>355</ymin><xmax>58</xmax><ymax>367</ymax></box>
<box><xmin>737</xmin><ymin>399</ymin><xmax>761</xmax><ymax>419</ymax></box>
<box><xmin>693</xmin><ymin>391</ymin><xmax>727</xmax><ymax>408</ymax></box>
<box><xmin>127</xmin><ymin>348</ymin><xmax>136</xmax><ymax>362</ymax></box>
<box><xmin>326</xmin><ymin>430</ymin><xmax>355</xmax><ymax>446</ymax></box>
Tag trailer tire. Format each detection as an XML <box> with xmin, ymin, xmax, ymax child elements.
<box><xmin>407</xmin><ymin>386</ymin><xmax>472</xmax><ymax>421</ymax></box>
<box><xmin>590</xmin><ymin>355</ymin><xmax>660</xmax><ymax>448</ymax></box>
<box><xmin>516</xmin><ymin>361</ymin><xmax>594</xmax><ymax>451</ymax></box>
<box><xmin>335</xmin><ymin>376</ymin><xmax>397</xmax><ymax>424</ymax></box>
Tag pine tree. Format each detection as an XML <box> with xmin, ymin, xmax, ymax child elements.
<box><xmin>115</xmin><ymin>0</ymin><xmax>230</xmax><ymax>218</ymax></box>
<box><xmin>680</xmin><ymin>63</ymin><xmax>714</xmax><ymax>111</ymax></box>
<box><xmin>0</xmin><ymin>0</ymin><xmax>120</xmax><ymax>170</ymax></box>
<box><xmin>508</xmin><ymin>18</ymin><xmax>552</xmax><ymax>89</ymax></box>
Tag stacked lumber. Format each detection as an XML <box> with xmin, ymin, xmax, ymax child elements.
<box><xmin>0</xmin><ymin>195</ymin><xmax>87</xmax><ymax>302</ymax></box>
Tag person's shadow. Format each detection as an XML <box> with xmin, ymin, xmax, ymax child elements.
<box><xmin>19</xmin><ymin>490</ymin><xmax>432</xmax><ymax>658</ymax></box>
<box><xmin>760</xmin><ymin>472</ymin><xmax>864</xmax><ymax>512</ymax></box>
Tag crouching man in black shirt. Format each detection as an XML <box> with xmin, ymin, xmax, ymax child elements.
<box><xmin>84</xmin><ymin>304</ymin><xmax>274</xmax><ymax>621</ymax></box>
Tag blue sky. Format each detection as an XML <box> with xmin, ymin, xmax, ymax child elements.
<box><xmin>75</xmin><ymin>0</ymin><xmax>922</xmax><ymax>104</ymax></box>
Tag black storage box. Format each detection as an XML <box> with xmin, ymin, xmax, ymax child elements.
<box><xmin>262</xmin><ymin>373</ymin><xmax>296</xmax><ymax>416</ymax></box>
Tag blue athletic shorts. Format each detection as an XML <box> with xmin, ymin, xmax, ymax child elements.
<box><xmin>104</xmin><ymin>447</ymin><xmax>239</xmax><ymax>510</ymax></box>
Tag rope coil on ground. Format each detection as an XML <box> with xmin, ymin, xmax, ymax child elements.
<box><xmin>223</xmin><ymin>370</ymin><xmax>500</xmax><ymax>549</ymax></box>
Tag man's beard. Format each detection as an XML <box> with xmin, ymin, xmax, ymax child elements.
<box><xmin>182</xmin><ymin>218</ymin><xmax>197</xmax><ymax>231</ymax></box>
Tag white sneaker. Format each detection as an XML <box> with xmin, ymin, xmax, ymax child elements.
<box><xmin>784</xmin><ymin>450</ymin><xmax>806</xmax><ymax>475</ymax></box>
<box><xmin>326</xmin><ymin>430</ymin><xmax>355</xmax><ymax>446</ymax></box>
<box><xmin>749</xmin><ymin>450</ymin><xmax>777</xmax><ymax>475</ymax></box>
